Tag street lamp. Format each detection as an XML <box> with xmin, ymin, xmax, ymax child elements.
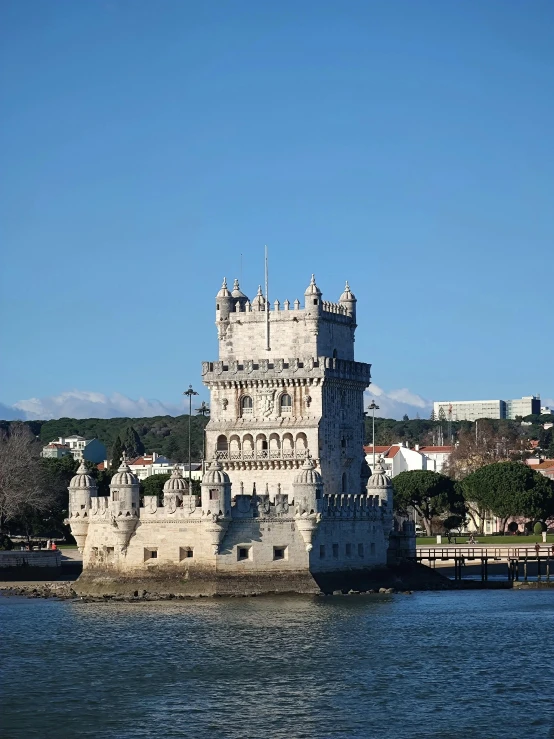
<box><xmin>368</xmin><ymin>400</ymin><xmax>380</xmax><ymax>470</ymax></box>
<box><xmin>183</xmin><ymin>385</ymin><xmax>199</xmax><ymax>492</ymax></box>
<box><xmin>195</xmin><ymin>401</ymin><xmax>210</xmax><ymax>472</ymax></box>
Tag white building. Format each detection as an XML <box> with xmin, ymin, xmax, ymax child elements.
<box><xmin>364</xmin><ymin>443</ymin><xmax>453</xmax><ymax>477</ymax></box>
<box><xmin>41</xmin><ymin>436</ymin><xmax>106</xmax><ymax>463</ymax></box>
<box><xmin>433</xmin><ymin>396</ymin><xmax>540</xmax><ymax>422</ymax></box>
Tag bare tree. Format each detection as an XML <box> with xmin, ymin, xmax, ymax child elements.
<box><xmin>0</xmin><ymin>423</ymin><xmax>55</xmax><ymax>532</ymax></box>
<box><xmin>445</xmin><ymin>420</ymin><xmax>527</xmax><ymax>533</ymax></box>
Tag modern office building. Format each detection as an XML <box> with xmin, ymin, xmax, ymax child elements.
<box><xmin>433</xmin><ymin>396</ymin><xmax>541</xmax><ymax>422</ymax></box>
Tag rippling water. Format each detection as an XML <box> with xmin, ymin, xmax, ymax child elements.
<box><xmin>1</xmin><ymin>590</ymin><xmax>553</xmax><ymax>739</ymax></box>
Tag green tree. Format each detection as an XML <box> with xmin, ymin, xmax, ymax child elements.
<box><xmin>462</xmin><ymin>462</ymin><xmax>554</xmax><ymax>533</ymax></box>
<box><xmin>429</xmin><ymin>410</ymin><xmax>436</xmax><ymax>421</ymax></box>
<box><xmin>393</xmin><ymin>470</ymin><xmax>465</xmax><ymax>536</ymax></box>
<box><xmin>141</xmin><ymin>474</ymin><xmax>171</xmax><ymax>500</ymax></box>
<box><xmin>121</xmin><ymin>425</ymin><xmax>144</xmax><ymax>460</ymax></box>
<box><xmin>402</xmin><ymin>414</ymin><xmax>409</xmax><ymax>422</ymax></box>
<box><xmin>438</xmin><ymin>407</ymin><xmax>446</xmax><ymax>422</ymax></box>
<box><xmin>111</xmin><ymin>436</ymin><xmax>123</xmax><ymax>470</ymax></box>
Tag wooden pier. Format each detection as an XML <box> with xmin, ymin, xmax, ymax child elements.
<box><xmin>412</xmin><ymin>546</ymin><xmax>554</xmax><ymax>583</ymax></box>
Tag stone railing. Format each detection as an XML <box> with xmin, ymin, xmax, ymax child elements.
<box><xmin>216</xmin><ymin>449</ymin><xmax>309</xmax><ymax>462</ymax></box>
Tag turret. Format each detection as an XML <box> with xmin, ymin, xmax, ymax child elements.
<box><xmin>201</xmin><ymin>458</ymin><xmax>232</xmax><ymax>553</ymax></box>
<box><xmin>293</xmin><ymin>454</ymin><xmax>323</xmax><ymax>551</ymax></box>
<box><xmin>216</xmin><ymin>277</ymin><xmax>234</xmax><ymax>322</ymax></box>
<box><xmin>162</xmin><ymin>466</ymin><xmax>189</xmax><ymax>511</ymax></box>
<box><xmin>109</xmin><ymin>453</ymin><xmax>140</xmax><ymax>551</ymax></box>
<box><xmin>231</xmin><ymin>279</ymin><xmax>249</xmax><ymax>312</ymax></box>
<box><xmin>304</xmin><ymin>274</ymin><xmax>322</xmax><ymax>316</ymax></box>
<box><xmin>201</xmin><ymin>458</ymin><xmax>231</xmax><ymax>516</ymax></box>
<box><xmin>366</xmin><ymin>456</ymin><xmax>393</xmax><ymax>530</ymax></box>
<box><xmin>339</xmin><ymin>280</ymin><xmax>356</xmax><ymax>321</ymax></box>
<box><xmin>251</xmin><ymin>285</ymin><xmax>266</xmax><ymax>312</ymax></box>
<box><xmin>67</xmin><ymin>460</ymin><xmax>96</xmax><ymax>552</ymax></box>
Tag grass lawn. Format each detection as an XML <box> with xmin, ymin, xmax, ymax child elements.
<box><xmin>416</xmin><ymin>535</ymin><xmax>554</xmax><ymax>546</ymax></box>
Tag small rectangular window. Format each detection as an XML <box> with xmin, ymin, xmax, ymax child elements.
<box><xmin>209</xmin><ymin>490</ymin><xmax>219</xmax><ymax>500</ymax></box>
<box><xmin>332</xmin><ymin>543</ymin><xmax>339</xmax><ymax>559</ymax></box>
<box><xmin>273</xmin><ymin>546</ymin><xmax>287</xmax><ymax>561</ymax></box>
<box><xmin>346</xmin><ymin>543</ymin><xmax>352</xmax><ymax>558</ymax></box>
<box><xmin>370</xmin><ymin>543</ymin><xmax>376</xmax><ymax>555</ymax></box>
<box><xmin>358</xmin><ymin>544</ymin><xmax>364</xmax><ymax>557</ymax></box>
<box><xmin>144</xmin><ymin>548</ymin><xmax>158</xmax><ymax>562</ymax></box>
<box><xmin>319</xmin><ymin>544</ymin><xmax>325</xmax><ymax>559</ymax></box>
<box><xmin>237</xmin><ymin>546</ymin><xmax>252</xmax><ymax>561</ymax></box>
<box><xmin>179</xmin><ymin>547</ymin><xmax>194</xmax><ymax>561</ymax></box>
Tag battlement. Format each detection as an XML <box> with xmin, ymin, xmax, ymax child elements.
<box><xmin>202</xmin><ymin>356</ymin><xmax>371</xmax><ymax>384</ymax></box>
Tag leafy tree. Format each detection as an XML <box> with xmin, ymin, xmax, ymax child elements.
<box><xmin>121</xmin><ymin>425</ymin><xmax>144</xmax><ymax>459</ymax></box>
<box><xmin>438</xmin><ymin>407</ymin><xmax>446</xmax><ymax>422</ymax></box>
<box><xmin>402</xmin><ymin>414</ymin><xmax>409</xmax><ymax>422</ymax></box>
<box><xmin>141</xmin><ymin>474</ymin><xmax>171</xmax><ymax>499</ymax></box>
<box><xmin>461</xmin><ymin>462</ymin><xmax>554</xmax><ymax>533</ymax></box>
<box><xmin>111</xmin><ymin>436</ymin><xmax>123</xmax><ymax>470</ymax></box>
<box><xmin>393</xmin><ymin>470</ymin><xmax>465</xmax><ymax>536</ymax></box>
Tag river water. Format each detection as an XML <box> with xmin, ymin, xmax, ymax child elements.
<box><xmin>1</xmin><ymin>590</ymin><xmax>553</xmax><ymax>739</ymax></box>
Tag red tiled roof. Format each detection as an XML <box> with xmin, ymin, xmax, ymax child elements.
<box><xmin>128</xmin><ymin>456</ymin><xmax>155</xmax><ymax>466</ymax></box>
<box><xmin>363</xmin><ymin>446</ymin><xmax>391</xmax><ymax>454</ymax></box>
<box><xmin>535</xmin><ymin>460</ymin><xmax>554</xmax><ymax>470</ymax></box>
<box><xmin>46</xmin><ymin>443</ymin><xmax>69</xmax><ymax>449</ymax></box>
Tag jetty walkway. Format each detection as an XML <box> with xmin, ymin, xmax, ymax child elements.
<box><xmin>413</xmin><ymin>545</ymin><xmax>554</xmax><ymax>583</ymax></box>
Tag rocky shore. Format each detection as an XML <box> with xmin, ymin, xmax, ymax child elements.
<box><xmin>0</xmin><ymin>582</ymin><xmax>77</xmax><ymax>599</ymax></box>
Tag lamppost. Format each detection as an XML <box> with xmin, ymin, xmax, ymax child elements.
<box><xmin>195</xmin><ymin>401</ymin><xmax>210</xmax><ymax>473</ymax></box>
<box><xmin>368</xmin><ymin>400</ymin><xmax>380</xmax><ymax>471</ymax></box>
<box><xmin>184</xmin><ymin>385</ymin><xmax>198</xmax><ymax>492</ymax></box>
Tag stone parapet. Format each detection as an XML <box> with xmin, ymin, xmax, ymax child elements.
<box><xmin>202</xmin><ymin>356</ymin><xmax>371</xmax><ymax>385</ymax></box>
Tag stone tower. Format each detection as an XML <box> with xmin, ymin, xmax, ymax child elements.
<box><xmin>203</xmin><ymin>275</ymin><xmax>371</xmax><ymax>498</ymax></box>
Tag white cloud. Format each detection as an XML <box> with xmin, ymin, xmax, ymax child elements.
<box><xmin>364</xmin><ymin>384</ymin><xmax>432</xmax><ymax>420</ymax></box>
<box><xmin>2</xmin><ymin>385</ymin><xmax>431</xmax><ymax>422</ymax></box>
<box><xmin>6</xmin><ymin>390</ymin><xmax>184</xmax><ymax>420</ymax></box>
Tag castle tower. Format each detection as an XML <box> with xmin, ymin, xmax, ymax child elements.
<box><xmin>109</xmin><ymin>453</ymin><xmax>140</xmax><ymax>551</ymax></box>
<box><xmin>202</xmin><ymin>274</ymin><xmax>371</xmax><ymax>499</ymax></box>
<box><xmin>67</xmin><ymin>460</ymin><xmax>96</xmax><ymax>552</ymax></box>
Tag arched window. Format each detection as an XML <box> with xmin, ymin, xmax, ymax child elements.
<box><xmin>216</xmin><ymin>435</ymin><xmax>228</xmax><ymax>459</ymax></box>
<box><xmin>341</xmin><ymin>473</ymin><xmax>347</xmax><ymax>493</ymax></box>
<box><xmin>280</xmin><ymin>393</ymin><xmax>292</xmax><ymax>414</ymax></box>
<box><xmin>241</xmin><ymin>396</ymin><xmax>253</xmax><ymax>416</ymax></box>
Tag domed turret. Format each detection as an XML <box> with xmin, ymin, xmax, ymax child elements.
<box><xmin>216</xmin><ymin>277</ymin><xmax>234</xmax><ymax>322</ymax></box>
<box><xmin>339</xmin><ymin>280</ymin><xmax>356</xmax><ymax>319</ymax></box>
<box><xmin>69</xmin><ymin>460</ymin><xmax>97</xmax><ymax>492</ymax></box>
<box><xmin>251</xmin><ymin>285</ymin><xmax>266</xmax><ymax>311</ymax></box>
<box><xmin>367</xmin><ymin>456</ymin><xmax>393</xmax><ymax>527</ymax></box>
<box><xmin>231</xmin><ymin>279</ymin><xmax>249</xmax><ymax>312</ymax></box>
<box><xmin>67</xmin><ymin>460</ymin><xmax>96</xmax><ymax>552</ymax></box>
<box><xmin>304</xmin><ymin>274</ymin><xmax>322</xmax><ymax>315</ymax></box>
<box><xmin>162</xmin><ymin>466</ymin><xmax>189</xmax><ymax>511</ymax></box>
<box><xmin>293</xmin><ymin>454</ymin><xmax>323</xmax><ymax>552</ymax></box>
<box><xmin>109</xmin><ymin>453</ymin><xmax>140</xmax><ymax>550</ymax></box>
<box><xmin>200</xmin><ymin>458</ymin><xmax>232</xmax><ymax>553</ymax></box>
<box><xmin>163</xmin><ymin>466</ymin><xmax>189</xmax><ymax>493</ymax></box>
<box><xmin>294</xmin><ymin>456</ymin><xmax>323</xmax><ymax>486</ymax></box>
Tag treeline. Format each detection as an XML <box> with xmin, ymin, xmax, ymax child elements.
<box><xmin>363</xmin><ymin>415</ymin><xmax>553</xmax><ymax>453</ymax></box>
<box><xmin>0</xmin><ymin>414</ymin><xmax>209</xmax><ymax>464</ymax></box>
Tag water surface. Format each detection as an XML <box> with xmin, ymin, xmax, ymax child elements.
<box><xmin>1</xmin><ymin>591</ymin><xmax>553</xmax><ymax>739</ymax></box>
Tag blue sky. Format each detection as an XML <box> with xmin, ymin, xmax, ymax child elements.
<box><xmin>1</xmin><ymin>0</ymin><xmax>553</xmax><ymax>420</ymax></box>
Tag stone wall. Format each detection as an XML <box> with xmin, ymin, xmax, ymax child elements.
<box><xmin>0</xmin><ymin>550</ymin><xmax>61</xmax><ymax>569</ymax></box>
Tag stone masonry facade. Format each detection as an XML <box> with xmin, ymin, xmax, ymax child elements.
<box><xmin>69</xmin><ymin>275</ymin><xmax>409</xmax><ymax>596</ymax></box>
